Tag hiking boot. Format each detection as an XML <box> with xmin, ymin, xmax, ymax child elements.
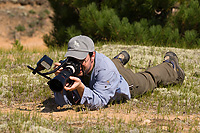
<box><xmin>113</xmin><ymin>51</ymin><xmax>130</xmax><ymax>65</ymax></box>
<box><xmin>164</xmin><ymin>51</ymin><xmax>185</xmax><ymax>84</ymax></box>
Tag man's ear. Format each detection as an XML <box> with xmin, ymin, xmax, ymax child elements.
<box><xmin>91</xmin><ymin>51</ymin><xmax>95</xmax><ymax>62</ymax></box>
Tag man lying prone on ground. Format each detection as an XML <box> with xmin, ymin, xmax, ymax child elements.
<box><xmin>53</xmin><ymin>35</ymin><xmax>185</xmax><ymax>110</ymax></box>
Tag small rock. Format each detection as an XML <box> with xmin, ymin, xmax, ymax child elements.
<box><xmin>142</xmin><ymin>119</ymin><xmax>151</xmax><ymax>125</ymax></box>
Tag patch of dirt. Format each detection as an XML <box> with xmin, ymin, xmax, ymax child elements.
<box><xmin>0</xmin><ymin>99</ymin><xmax>199</xmax><ymax>132</ymax></box>
<box><xmin>0</xmin><ymin>1</ymin><xmax>52</xmax><ymax>50</ymax></box>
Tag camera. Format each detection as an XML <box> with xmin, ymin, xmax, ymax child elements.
<box><xmin>27</xmin><ymin>55</ymin><xmax>81</xmax><ymax>92</ymax></box>
<box><xmin>48</xmin><ymin>58</ymin><xmax>81</xmax><ymax>92</ymax></box>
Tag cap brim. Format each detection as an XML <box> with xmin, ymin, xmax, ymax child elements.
<box><xmin>64</xmin><ymin>50</ymin><xmax>88</xmax><ymax>60</ymax></box>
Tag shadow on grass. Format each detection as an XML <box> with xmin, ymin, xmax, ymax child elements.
<box><xmin>40</xmin><ymin>97</ymin><xmax>73</xmax><ymax>113</ymax></box>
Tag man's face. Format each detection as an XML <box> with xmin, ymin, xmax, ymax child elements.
<box><xmin>77</xmin><ymin>54</ymin><xmax>92</xmax><ymax>76</ymax></box>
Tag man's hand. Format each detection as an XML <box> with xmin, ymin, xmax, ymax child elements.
<box><xmin>54</xmin><ymin>62</ymin><xmax>63</xmax><ymax>76</ymax></box>
<box><xmin>64</xmin><ymin>76</ymin><xmax>84</xmax><ymax>98</ymax></box>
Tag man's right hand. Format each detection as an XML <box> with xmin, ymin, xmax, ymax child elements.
<box><xmin>54</xmin><ymin>62</ymin><xmax>63</xmax><ymax>76</ymax></box>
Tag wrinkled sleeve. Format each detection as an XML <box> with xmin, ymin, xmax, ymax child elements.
<box><xmin>80</xmin><ymin>69</ymin><xmax>119</xmax><ymax>110</ymax></box>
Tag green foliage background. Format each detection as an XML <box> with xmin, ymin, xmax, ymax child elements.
<box><xmin>44</xmin><ymin>0</ymin><xmax>200</xmax><ymax>48</ymax></box>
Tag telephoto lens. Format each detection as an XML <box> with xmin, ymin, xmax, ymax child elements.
<box><xmin>48</xmin><ymin>58</ymin><xmax>81</xmax><ymax>92</ymax></box>
<box><xmin>48</xmin><ymin>68</ymin><xmax>73</xmax><ymax>92</ymax></box>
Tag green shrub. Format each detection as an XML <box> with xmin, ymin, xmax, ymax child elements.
<box><xmin>12</xmin><ymin>40</ymin><xmax>23</xmax><ymax>51</ymax></box>
<box><xmin>184</xmin><ymin>30</ymin><xmax>198</xmax><ymax>48</ymax></box>
<box><xmin>79</xmin><ymin>3</ymin><xmax>105</xmax><ymax>40</ymax></box>
<box><xmin>102</xmin><ymin>0</ymin><xmax>176</xmax><ymax>25</ymax></box>
<box><xmin>79</xmin><ymin>3</ymin><xmax>133</xmax><ymax>41</ymax></box>
<box><xmin>163</xmin><ymin>27</ymin><xmax>180</xmax><ymax>46</ymax></box>
<box><xmin>149</xmin><ymin>25</ymin><xmax>163</xmax><ymax>45</ymax></box>
<box><xmin>47</xmin><ymin>0</ymin><xmax>80</xmax><ymax>47</ymax></box>
<box><xmin>46</xmin><ymin>0</ymin><xmax>177</xmax><ymax>47</ymax></box>
<box><xmin>65</xmin><ymin>25</ymin><xmax>82</xmax><ymax>39</ymax></box>
<box><xmin>15</xmin><ymin>25</ymin><xmax>25</xmax><ymax>32</ymax></box>
<box><xmin>29</xmin><ymin>9</ymin><xmax>36</xmax><ymax>14</ymax></box>
<box><xmin>29</xmin><ymin>21</ymin><xmax>37</xmax><ymax>28</ymax></box>
<box><xmin>45</xmin><ymin>0</ymin><xmax>200</xmax><ymax>48</ymax></box>
<box><xmin>43</xmin><ymin>34</ymin><xmax>57</xmax><ymax>47</ymax></box>
<box><xmin>168</xmin><ymin>0</ymin><xmax>200</xmax><ymax>35</ymax></box>
<box><xmin>132</xmin><ymin>19</ymin><xmax>149</xmax><ymax>43</ymax></box>
<box><xmin>117</xmin><ymin>18</ymin><xmax>134</xmax><ymax>42</ymax></box>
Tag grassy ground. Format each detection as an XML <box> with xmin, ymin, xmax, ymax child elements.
<box><xmin>0</xmin><ymin>44</ymin><xmax>200</xmax><ymax>132</ymax></box>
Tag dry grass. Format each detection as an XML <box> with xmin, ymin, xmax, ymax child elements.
<box><xmin>0</xmin><ymin>44</ymin><xmax>200</xmax><ymax>132</ymax></box>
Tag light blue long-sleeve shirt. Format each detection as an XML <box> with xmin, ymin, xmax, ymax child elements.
<box><xmin>54</xmin><ymin>52</ymin><xmax>131</xmax><ymax>110</ymax></box>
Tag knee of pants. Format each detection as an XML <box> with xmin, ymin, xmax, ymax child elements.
<box><xmin>129</xmin><ymin>72</ymin><xmax>156</xmax><ymax>98</ymax></box>
<box><xmin>129</xmin><ymin>84</ymin><xmax>148</xmax><ymax>98</ymax></box>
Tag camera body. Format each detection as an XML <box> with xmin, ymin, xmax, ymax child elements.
<box><xmin>48</xmin><ymin>58</ymin><xmax>81</xmax><ymax>92</ymax></box>
<box><xmin>27</xmin><ymin>55</ymin><xmax>81</xmax><ymax>92</ymax></box>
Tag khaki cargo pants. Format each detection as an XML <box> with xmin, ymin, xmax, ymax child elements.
<box><xmin>112</xmin><ymin>59</ymin><xmax>179</xmax><ymax>98</ymax></box>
